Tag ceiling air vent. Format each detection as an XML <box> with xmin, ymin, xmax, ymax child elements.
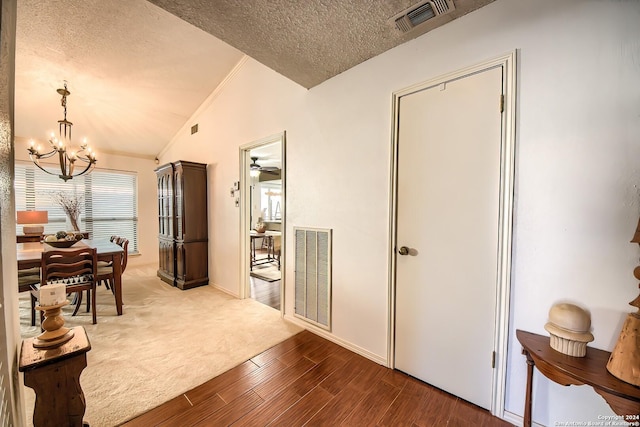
<box><xmin>392</xmin><ymin>0</ymin><xmax>456</xmax><ymax>33</ymax></box>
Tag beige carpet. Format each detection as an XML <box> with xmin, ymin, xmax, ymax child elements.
<box><xmin>19</xmin><ymin>264</ymin><xmax>302</xmax><ymax>427</ymax></box>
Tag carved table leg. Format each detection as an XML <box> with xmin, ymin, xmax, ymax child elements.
<box><xmin>523</xmin><ymin>348</ymin><xmax>534</xmax><ymax>427</ymax></box>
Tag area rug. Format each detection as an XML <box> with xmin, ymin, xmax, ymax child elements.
<box><xmin>19</xmin><ymin>264</ymin><xmax>302</xmax><ymax>427</ymax></box>
<box><xmin>250</xmin><ymin>264</ymin><xmax>281</xmax><ymax>282</ymax></box>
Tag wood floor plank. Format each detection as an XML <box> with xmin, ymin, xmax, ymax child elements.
<box><xmin>156</xmin><ymin>393</ymin><xmax>227</xmax><ymax>427</ymax></box>
<box><xmin>231</xmin><ymin>388</ymin><xmax>301</xmax><ymax>427</ymax></box>
<box><xmin>409</xmin><ymin>384</ymin><xmax>456</xmax><ymax>427</ymax></box>
<box><xmin>268</xmin><ymin>385</ymin><xmax>333</xmax><ymax>426</ymax></box>
<box><xmin>252</xmin><ymin>355</ymin><xmax>315</xmax><ymax>400</ymax></box>
<box><xmin>341</xmin><ymin>353</ymin><xmax>388</xmax><ymax>393</ymax></box>
<box><xmin>193</xmin><ymin>390</ymin><xmax>264</xmax><ymax>427</ymax></box>
<box><xmin>184</xmin><ymin>359</ymin><xmax>260</xmax><ymax>406</ymax></box>
<box><xmin>340</xmin><ymin>379</ymin><xmax>402</xmax><ymax>426</ymax></box>
<box><xmin>276</xmin><ymin>335</ymin><xmax>327</xmax><ymax>367</ymax></box>
<box><xmin>315</xmin><ymin>353</ymin><xmax>362</xmax><ymax>396</ymax></box>
<box><xmin>288</xmin><ymin>354</ymin><xmax>349</xmax><ymax>398</ymax></box>
<box><xmin>217</xmin><ymin>358</ymin><xmax>288</xmax><ymax>403</ymax></box>
<box><xmin>377</xmin><ymin>376</ymin><xmax>430</xmax><ymax>426</ymax></box>
<box><xmin>120</xmin><ymin>394</ymin><xmax>192</xmax><ymax>427</ymax></box>
<box><xmin>380</xmin><ymin>367</ymin><xmax>410</xmax><ymax>389</ymax></box>
<box><xmin>305</xmin><ymin>385</ymin><xmax>367</xmax><ymax>426</ymax></box>
<box><xmin>448</xmin><ymin>397</ymin><xmax>512</xmax><ymax>427</ymax></box>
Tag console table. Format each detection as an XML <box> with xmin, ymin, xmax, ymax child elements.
<box><xmin>516</xmin><ymin>329</ymin><xmax>640</xmax><ymax>427</ymax></box>
<box><xmin>20</xmin><ymin>326</ymin><xmax>91</xmax><ymax>426</ymax></box>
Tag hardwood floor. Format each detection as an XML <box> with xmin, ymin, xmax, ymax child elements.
<box><xmin>250</xmin><ymin>249</ymin><xmax>281</xmax><ymax>310</ymax></box>
<box><xmin>122</xmin><ymin>330</ymin><xmax>512</xmax><ymax>426</ymax></box>
<box><xmin>250</xmin><ymin>276</ymin><xmax>280</xmax><ymax>310</ymax></box>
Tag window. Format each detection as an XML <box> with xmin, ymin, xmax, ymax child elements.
<box><xmin>260</xmin><ymin>181</ymin><xmax>281</xmax><ymax>221</ymax></box>
<box><xmin>14</xmin><ymin>162</ymin><xmax>138</xmax><ymax>253</ymax></box>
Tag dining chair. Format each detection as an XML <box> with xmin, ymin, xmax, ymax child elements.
<box><xmin>97</xmin><ymin>235</ymin><xmax>119</xmax><ymax>270</ymax></box>
<box><xmin>265</xmin><ymin>231</ymin><xmax>281</xmax><ymax>270</ymax></box>
<box><xmin>30</xmin><ymin>247</ymin><xmax>98</xmax><ymax>325</ymax></box>
<box><xmin>272</xmin><ymin>235</ymin><xmax>281</xmax><ymax>270</ymax></box>
<box><xmin>18</xmin><ymin>267</ymin><xmax>40</xmax><ymax>326</ymax></box>
<box><xmin>96</xmin><ymin>237</ymin><xmax>129</xmax><ymax>295</ymax></box>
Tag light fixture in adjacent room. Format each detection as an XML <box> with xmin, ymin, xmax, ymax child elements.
<box><xmin>27</xmin><ymin>81</ymin><xmax>97</xmax><ymax>181</ymax></box>
<box><xmin>16</xmin><ymin>210</ymin><xmax>48</xmax><ymax>235</ymax></box>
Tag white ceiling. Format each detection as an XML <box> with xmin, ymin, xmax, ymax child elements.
<box><xmin>15</xmin><ymin>0</ymin><xmax>494</xmax><ymax>160</ymax></box>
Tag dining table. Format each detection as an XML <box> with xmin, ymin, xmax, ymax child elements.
<box><xmin>17</xmin><ymin>239</ymin><xmax>125</xmax><ymax>316</ymax></box>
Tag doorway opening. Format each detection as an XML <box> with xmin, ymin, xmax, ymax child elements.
<box><xmin>240</xmin><ymin>132</ymin><xmax>285</xmax><ymax>312</ymax></box>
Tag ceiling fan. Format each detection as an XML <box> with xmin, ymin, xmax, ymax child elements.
<box><xmin>250</xmin><ymin>157</ymin><xmax>280</xmax><ymax>174</ymax></box>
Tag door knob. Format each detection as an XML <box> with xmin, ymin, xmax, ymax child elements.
<box><xmin>398</xmin><ymin>246</ymin><xmax>409</xmax><ymax>256</ymax></box>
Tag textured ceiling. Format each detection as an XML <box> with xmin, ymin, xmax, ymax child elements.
<box><xmin>147</xmin><ymin>0</ymin><xmax>495</xmax><ymax>89</ymax></box>
<box><xmin>15</xmin><ymin>0</ymin><xmax>495</xmax><ymax>159</ymax></box>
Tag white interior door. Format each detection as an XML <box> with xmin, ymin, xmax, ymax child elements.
<box><xmin>394</xmin><ymin>66</ymin><xmax>503</xmax><ymax>410</ymax></box>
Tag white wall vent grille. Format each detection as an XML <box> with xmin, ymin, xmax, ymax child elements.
<box><xmin>391</xmin><ymin>0</ymin><xmax>456</xmax><ymax>33</ymax></box>
<box><xmin>294</xmin><ymin>227</ymin><xmax>332</xmax><ymax>330</ymax></box>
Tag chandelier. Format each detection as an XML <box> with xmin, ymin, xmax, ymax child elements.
<box><xmin>27</xmin><ymin>81</ymin><xmax>97</xmax><ymax>181</ymax></box>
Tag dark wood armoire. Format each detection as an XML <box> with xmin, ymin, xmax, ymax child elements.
<box><xmin>155</xmin><ymin>160</ymin><xmax>208</xmax><ymax>290</ymax></box>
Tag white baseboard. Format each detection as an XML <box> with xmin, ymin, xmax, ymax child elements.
<box><xmin>502</xmin><ymin>409</ymin><xmax>544</xmax><ymax>427</ymax></box>
<box><xmin>283</xmin><ymin>314</ymin><xmax>387</xmax><ymax>366</ymax></box>
<box><xmin>210</xmin><ymin>282</ymin><xmax>240</xmax><ymax>298</ymax></box>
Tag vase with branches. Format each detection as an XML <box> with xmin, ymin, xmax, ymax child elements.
<box><xmin>50</xmin><ymin>191</ymin><xmax>84</xmax><ymax>231</ymax></box>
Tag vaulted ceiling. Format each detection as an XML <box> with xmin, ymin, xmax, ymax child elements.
<box><xmin>15</xmin><ymin>0</ymin><xmax>494</xmax><ymax>159</ymax></box>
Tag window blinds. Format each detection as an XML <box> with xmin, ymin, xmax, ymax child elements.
<box><xmin>14</xmin><ymin>162</ymin><xmax>138</xmax><ymax>253</ymax></box>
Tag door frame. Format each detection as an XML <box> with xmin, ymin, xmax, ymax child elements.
<box><xmin>239</xmin><ymin>131</ymin><xmax>286</xmax><ymax>314</ymax></box>
<box><xmin>388</xmin><ymin>51</ymin><xmax>517</xmax><ymax>417</ymax></box>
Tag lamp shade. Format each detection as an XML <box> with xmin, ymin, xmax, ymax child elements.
<box><xmin>17</xmin><ymin>210</ymin><xmax>48</xmax><ymax>225</ymax></box>
<box><xmin>16</xmin><ymin>210</ymin><xmax>48</xmax><ymax>234</ymax></box>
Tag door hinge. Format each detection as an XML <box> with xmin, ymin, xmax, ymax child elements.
<box><xmin>492</xmin><ymin>351</ymin><xmax>496</xmax><ymax>368</ymax></box>
<box><xmin>499</xmin><ymin>94</ymin><xmax>504</xmax><ymax>113</ymax></box>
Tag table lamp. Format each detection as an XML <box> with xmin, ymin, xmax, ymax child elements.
<box><xmin>16</xmin><ymin>210</ymin><xmax>48</xmax><ymax>235</ymax></box>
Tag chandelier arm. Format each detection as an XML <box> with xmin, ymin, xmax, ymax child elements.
<box><xmin>28</xmin><ymin>155</ymin><xmax>59</xmax><ymax>177</ymax></box>
<box><xmin>73</xmin><ymin>161</ymin><xmax>95</xmax><ymax>178</ymax></box>
<box><xmin>75</xmin><ymin>155</ymin><xmax>94</xmax><ymax>164</ymax></box>
<box><xmin>29</xmin><ymin>149</ymin><xmax>59</xmax><ymax>160</ymax></box>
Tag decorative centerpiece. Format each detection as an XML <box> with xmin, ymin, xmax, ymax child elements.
<box><xmin>544</xmin><ymin>303</ymin><xmax>594</xmax><ymax>357</ymax></box>
<box><xmin>50</xmin><ymin>191</ymin><xmax>83</xmax><ymax>232</ymax></box>
<box><xmin>606</xmin><ymin>217</ymin><xmax>640</xmax><ymax>386</ymax></box>
<box><xmin>254</xmin><ymin>217</ymin><xmax>266</xmax><ymax>233</ymax></box>
<box><xmin>43</xmin><ymin>231</ymin><xmax>84</xmax><ymax>247</ymax></box>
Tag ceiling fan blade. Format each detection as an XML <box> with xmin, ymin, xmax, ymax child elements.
<box><xmin>260</xmin><ymin>169</ymin><xmax>280</xmax><ymax>175</ymax></box>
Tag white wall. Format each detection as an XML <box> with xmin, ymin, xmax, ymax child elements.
<box><xmin>160</xmin><ymin>0</ymin><xmax>640</xmax><ymax>424</ymax></box>
<box><xmin>14</xmin><ymin>137</ymin><xmax>158</xmax><ymax>267</ymax></box>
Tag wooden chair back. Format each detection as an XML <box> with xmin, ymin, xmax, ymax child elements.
<box><xmin>41</xmin><ymin>247</ymin><xmax>97</xmax><ymax>286</ymax></box>
<box><xmin>114</xmin><ymin>237</ymin><xmax>129</xmax><ymax>273</ymax></box>
<box><xmin>36</xmin><ymin>246</ymin><xmax>98</xmax><ymax>324</ymax></box>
